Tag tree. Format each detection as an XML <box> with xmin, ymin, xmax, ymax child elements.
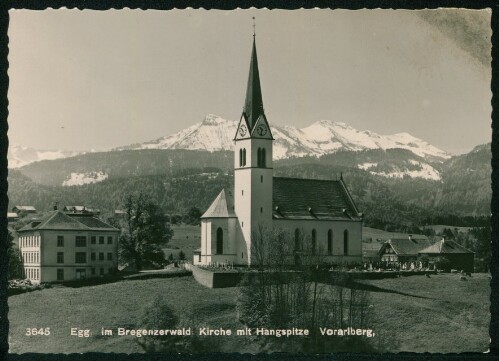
<box><xmin>238</xmin><ymin>226</ymin><xmax>380</xmax><ymax>353</ymax></box>
<box><xmin>183</xmin><ymin>207</ymin><xmax>202</xmax><ymax>225</ymax></box>
<box><xmin>7</xmin><ymin>230</ymin><xmax>23</xmax><ymax>279</ymax></box>
<box><xmin>178</xmin><ymin>250</ymin><xmax>186</xmax><ymax>260</ymax></box>
<box><xmin>118</xmin><ymin>193</ymin><xmax>174</xmax><ymax>271</ymax></box>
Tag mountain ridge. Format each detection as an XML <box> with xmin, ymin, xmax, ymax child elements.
<box><xmin>114</xmin><ymin>114</ymin><xmax>451</xmax><ymax>161</ymax></box>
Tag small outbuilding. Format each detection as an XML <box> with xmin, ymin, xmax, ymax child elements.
<box><xmin>418</xmin><ymin>238</ymin><xmax>474</xmax><ymax>273</ymax></box>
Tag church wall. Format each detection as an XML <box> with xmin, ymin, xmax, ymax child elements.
<box><xmin>272</xmin><ymin>219</ymin><xmax>363</xmax><ymax>264</ymax></box>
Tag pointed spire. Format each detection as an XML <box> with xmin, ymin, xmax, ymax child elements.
<box><xmin>243</xmin><ymin>33</ymin><xmax>264</xmax><ymax>131</ymax></box>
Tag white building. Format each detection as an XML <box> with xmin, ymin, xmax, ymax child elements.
<box><xmin>194</xmin><ymin>37</ymin><xmax>363</xmax><ymax>267</ymax></box>
<box><xmin>17</xmin><ymin>210</ymin><xmax>119</xmax><ymax>283</ymax></box>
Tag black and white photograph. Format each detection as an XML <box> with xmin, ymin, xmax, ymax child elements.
<box><xmin>4</xmin><ymin>8</ymin><xmax>492</xmax><ymax>354</ymax></box>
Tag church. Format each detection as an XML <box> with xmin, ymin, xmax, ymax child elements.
<box><xmin>193</xmin><ymin>36</ymin><xmax>363</xmax><ymax>267</ymax></box>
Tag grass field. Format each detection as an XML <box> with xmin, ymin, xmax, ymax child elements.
<box><xmin>362</xmin><ymin>227</ymin><xmax>427</xmax><ymax>242</ymax></box>
<box><xmin>8</xmin><ymin>273</ymin><xmax>490</xmax><ymax>354</ymax></box>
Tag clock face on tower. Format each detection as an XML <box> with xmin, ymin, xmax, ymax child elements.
<box><xmin>239</xmin><ymin>124</ymin><xmax>247</xmax><ymax>137</ymax></box>
<box><xmin>256</xmin><ymin>124</ymin><xmax>267</xmax><ymax>136</ymax></box>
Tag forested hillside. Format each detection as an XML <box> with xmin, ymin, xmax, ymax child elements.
<box><xmin>9</xmin><ymin>144</ymin><xmax>491</xmax><ymax>229</ymax></box>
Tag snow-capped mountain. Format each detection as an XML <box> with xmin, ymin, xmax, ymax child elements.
<box><xmin>62</xmin><ymin>171</ymin><xmax>109</xmax><ymax>187</ymax></box>
<box><xmin>8</xmin><ymin>144</ymin><xmax>81</xmax><ymax>169</ymax></box>
<box><xmin>116</xmin><ymin>114</ymin><xmax>450</xmax><ymax>161</ymax></box>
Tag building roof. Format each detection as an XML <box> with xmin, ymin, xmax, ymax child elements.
<box><xmin>272</xmin><ymin>177</ymin><xmax>361</xmax><ymax>221</ymax></box>
<box><xmin>418</xmin><ymin>239</ymin><xmax>474</xmax><ymax>254</ymax></box>
<box><xmin>243</xmin><ymin>38</ymin><xmax>265</xmax><ymax>132</ymax></box>
<box><xmin>201</xmin><ymin>189</ymin><xmax>237</xmax><ymax>219</ymax></box>
<box><xmin>13</xmin><ymin>206</ymin><xmax>36</xmax><ymax>212</ymax></box>
<box><xmin>380</xmin><ymin>238</ymin><xmax>435</xmax><ymax>257</ymax></box>
<box><xmin>7</xmin><ymin>212</ymin><xmax>19</xmax><ymax>218</ymax></box>
<box><xmin>63</xmin><ymin>205</ymin><xmax>86</xmax><ymax>212</ymax></box>
<box><xmin>18</xmin><ymin>211</ymin><xmax>118</xmax><ymax>232</ymax></box>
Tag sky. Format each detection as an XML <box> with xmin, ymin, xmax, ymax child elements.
<box><xmin>7</xmin><ymin>9</ymin><xmax>492</xmax><ymax>155</ymax></box>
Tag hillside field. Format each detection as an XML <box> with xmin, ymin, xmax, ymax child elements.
<box><xmin>8</xmin><ymin>273</ymin><xmax>490</xmax><ymax>354</ymax></box>
<box><xmin>163</xmin><ymin>225</ymin><xmax>201</xmax><ymax>261</ymax></box>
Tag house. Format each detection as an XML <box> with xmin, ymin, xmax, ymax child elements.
<box><xmin>7</xmin><ymin>212</ymin><xmax>19</xmax><ymax>223</ymax></box>
<box><xmin>12</xmin><ymin>206</ymin><xmax>37</xmax><ymax>215</ymax></box>
<box><xmin>63</xmin><ymin>205</ymin><xmax>100</xmax><ymax>216</ymax></box>
<box><xmin>378</xmin><ymin>235</ymin><xmax>434</xmax><ymax>263</ymax></box>
<box><xmin>114</xmin><ymin>210</ymin><xmax>126</xmax><ymax>219</ymax></box>
<box><xmin>362</xmin><ymin>242</ymin><xmax>382</xmax><ymax>262</ymax></box>
<box><xmin>17</xmin><ymin>210</ymin><xmax>119</xmax><ymax>283</ymax></box>
<box><xmin>194</xmin><ymin>37</ymin><xmax>363</xmax><ymax>267</ymax></box>
<box><xmin>63</xmin><ymin>205</ymin><xmax>86</xmax><ymax>213</ymax></box>
<box><xmin>418</xmin><ymin>238</ymin><xmax>474</xmax><ymax>272</ymax></box>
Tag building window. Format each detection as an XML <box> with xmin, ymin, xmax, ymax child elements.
<box><xmin>76</xmin><ymin>269</ymin><xmax>86</xmax><ymax>280</ymax></box>
<box><xmin>91</xmin><ymin>268</ymin><xmax>96</xmax><ymax>275</ymax></box>
<box><xmin>57</xmin><ymin>269</ymin><xmax>64</xmax><ymax>281</ymax></box>
<box><xmin>242</xmin><ymin>252</ymin><xmax>244</xmax><ymax>259</ymax></box>
<box><xmin>242</xmin><ymin>148</ymin><xmax>246</xmax><ymax>166</ymax></box>
<box><xmin>343</xmin><ymin>230</ymin><xmax>349</xmax><ymax>256</ymax></box>
<box><xmin>260</xmin><ymin>207</ymin><xmax>263</xmax><ymax>213</ymax></box>
<box><xmin>99</xmin><ymin>253</ymin><xmax>104</xmax><ymax>261</ymax></box>
<box><xmin>216</xmin><ymin>227</ymin><xmax>223</xmax><ymax>255</ymax></box>
<box><xmin>99</xmin><ymin>236</ymin><xmax>105</xmax><ymax>244</ymax></box>
<box><xmin>100</xmin><ymin>268</ymin><xmax>104</xmax><ymax>276</ymax></box>
<box><xmin>328</xmin><ymin>230</ymin><xmax>333</xmax><ymax>255</ymax></box>
<box><xmin>75</xmin><ymin>236</ymin><xmax>87</xmax><ymax>247</ymax></box>
<box><xmin>91</xmin><ymin>252</ymin><xmax>96</xmax><ymax>261</ymax></box>
<box><xmin>257</xmin><ymin>147</ymin><xmax>267</xmax><ymax>167</ymax></box>
<box><xmin>107</xmin><ymin>236</ymin><xmax>113</xmax><ymax>244</ymax></box>
<box><xmin>294</xmin><ymin>228</ymin><xmax>301</xmax><ymax>251</ymax></box>
<box><xmin>57</xmin><ymin>236</ymin><xmax>64</xmax><ymax>247</ymax></box>
<box><xmin>311</xmin><ymin>229</ymin><xmax>317</xmax><ymax>255</ymax></box>
<box><xmin>57</xmin><ymin>252</ymin><xmax>64</xmax><ymax>264</ymax></box>
<box><xmin>239</xmin><ymin>148</ymin><xmax>243</xmax><ymax>167</ymax></box>
<box><xmin>75</xmin><ymin>252</ymin><xmax>87</xmax><ymax>264</ymax></box>
<box><xmin>198</xmin><ymin>253</ymin><xmax>201</xmax><ymax>262</ymax></box>
<box><xmin>107</xmin><ymin>253</ymin><xmax>113</xmax><ymax>261</ymax></box>
<box><xmin>261</xmin><ymin>175</ymin><xmax>263</xmax><ymax>183</ymax></box>
<box><xmin>242</xmin><ymin>190</ymin><xmax>244</xmax><ymax>196</ymax></box>
<box><xmin>91</xmin><ymin>236</ymin><xmax>96</xmax><ymax>244</ymax></box>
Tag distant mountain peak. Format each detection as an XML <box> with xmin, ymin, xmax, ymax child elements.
<box><xmin>115</xmin><ymin>114</ymin><xmax>451</xmax><ymax>161</ymax></box>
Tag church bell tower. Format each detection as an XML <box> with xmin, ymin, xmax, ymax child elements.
<box><xmin>233</xmin><ymin>33</ymin><xmax>274</xmax><ymax>265</ymax></box>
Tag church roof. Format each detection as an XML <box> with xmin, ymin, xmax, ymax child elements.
<box><xmin>243</xmin><ymin>38</ymin><xmax>265</xmax><ymax>132</ymax></box>
<box><xmin>201</xmin><ymin>189</ymin><xmax>237</xmax><ymax>219</ymax></box>
<box><xmin>418</xmin><ymin>239</ymin><xmax>474</xmax><ymax>254</ymax></box>
<box><xmin>272</xmin><ymin>177</ymin><xmax>362</xmax><ymax>221</ymax></box>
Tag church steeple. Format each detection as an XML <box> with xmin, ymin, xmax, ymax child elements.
<box><xmin>243</xmin><ymin>37</ymin><xmax>264</xmax><ymax>131</ymax></box>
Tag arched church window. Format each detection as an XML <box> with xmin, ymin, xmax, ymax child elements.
<box><xmin>261</xmin><ymin>148</ymin><xmax>266</xmax><ymax>167</ymax></box>
<box><xmin>328</xmin><ymin>229</ymin><xmax>333</xmax><ymax>255</ymax></box>
<box><xmin>343</xmin><ymin>229</ymin><xmax>349</xmax><ymax>256</ymax></box>
<box><xmin>242</xmin><ymin>149</ymin><xmax>247</xmax><ymax>166</ymax></box>
<box><xmin>216</xmin><ymin>227</ymin><xmax>223</xmax><ymax>255</ymax></box>
<box><xmin>294</xmin><ymin>228</ymin><xmax>301</xmax><ymax>251</ymax></box>
<box><xmin>311</xmin><ymin>229</ymin><xmax>317</xmax><ymax>255</ymax></box>
<box><xmin>239</xmin><ymin>149</ymin><xmax>243</xmax><ymax>167</ymax></box>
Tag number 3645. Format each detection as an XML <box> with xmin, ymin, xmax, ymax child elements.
<box><xmin>26</xmin><ymin>328</ymin><xmax>50</xmax><ymax>336</ymax></box>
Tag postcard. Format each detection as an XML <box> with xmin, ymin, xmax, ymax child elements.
<box><xmin>5</xmin><ymin>8</ymin><xmax>492</xmax><ymax>355</ymax></box>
